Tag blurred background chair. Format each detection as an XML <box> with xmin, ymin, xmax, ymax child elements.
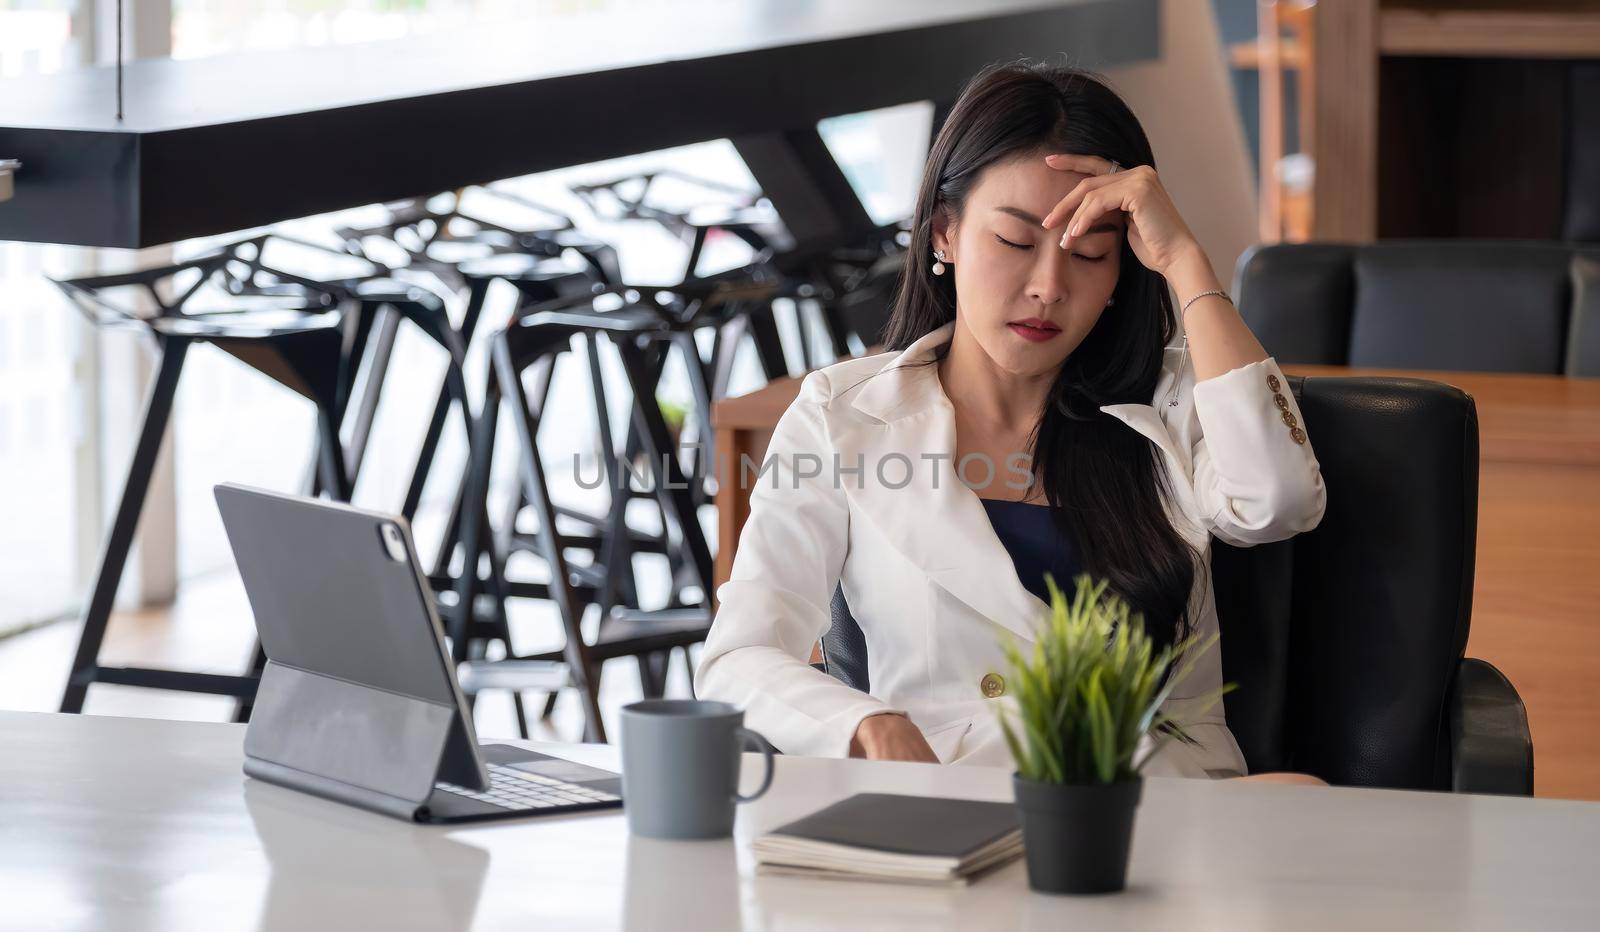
<box><xmin>1234</xmin><ymin>240</ymin><xmax>1600</xmax><ymax>376</ymax></box>
<box><xmin>51</xmin><ymin>237</ymin><xmax>352</xmax><ymax>716</ymax></box>
<box><xmin>370</xmin><ymin>165</ymin><xmax>908</xmax><ymax>742</ymax></box>
<box><xmin>51</xmin><ymin>233</ymin><xmax>476</xmax><ymax>718</ymax></box>
<box><xmin>452</xmin><ymin>302</ymin><xmax>689</xmax><ymax>743</ymax></box>
<box><xmin>444</xmin><ymin>277</ymin><xmax>781</xmax><ymax>742</ymax></box>
<box><xmin>570</xmin><ymin>167</ymin><xmax>899</xmax><ymax>369</ymax></box>
<box><xmin>820</xmin><ymin>376</ymin><xmax>1534</xmax><ymax>795</ymax></box>
<box><xmin>154</xmin><ymin>170</ymin><xmax>905</xmax><ymax>742</ymax></box>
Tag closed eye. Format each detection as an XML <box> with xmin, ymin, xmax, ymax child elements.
<box><xmin>994</xmin><ymin>233</ymin><xmax>1107</xmax><ymax>262</ymax></box>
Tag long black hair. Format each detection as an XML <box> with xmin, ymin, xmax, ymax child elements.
<box><xmin>882</xmin><ymin>60</ymin><xmax>1195</xmax><ymax>651</ymax></box>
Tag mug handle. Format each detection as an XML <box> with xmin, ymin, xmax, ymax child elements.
<box><xmin>732</xmin><ymin>726</ymin><xmax>776</xmax><ymax>803</ymax></box>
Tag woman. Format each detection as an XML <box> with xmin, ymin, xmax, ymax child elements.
<box><xmin>695</xmin><ymin>62</ymin><xmax>1326</xmax><ymax>783</ymax></box>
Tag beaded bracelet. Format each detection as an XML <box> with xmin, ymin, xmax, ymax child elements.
<box><xmin>1180</xmin><ymin>288</ymin><xmax>1230</xmax><ymax>319</ymax></box>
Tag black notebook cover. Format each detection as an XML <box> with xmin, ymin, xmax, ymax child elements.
<box><xmin>766</xmin><ymin>793</ymin><xmax>1019</xmax><ymax>858</ymax></box>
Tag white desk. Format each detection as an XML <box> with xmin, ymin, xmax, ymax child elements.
<box><xmin>3</xmin><ymin>710</ymin><xmax>1598</xmax><ymax>931</ymax></box>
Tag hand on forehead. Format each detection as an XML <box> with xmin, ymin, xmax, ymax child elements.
<box><xmin>971</xmin><ymin>156</ymin><xmax>1126</xmax><ymax>236</ymax></box>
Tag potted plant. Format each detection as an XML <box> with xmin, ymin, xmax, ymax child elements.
<box><xmin>997</xmin><ymin>572</ymin><xmax>1232</xmax><ymax>895</ymax></box>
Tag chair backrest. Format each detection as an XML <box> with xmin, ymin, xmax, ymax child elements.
<box><xmin>1212</xmin><ymin>375</ymin><xmax>1477</xmax><ymax>789</ymax></box>
<box><xmin>1234</xmin><ymin>240</ymin><xmax>1600</xmax><ymax>376</ymax></box>
<box><xmin>823</xmin><ymin>376</ymin><xmax>1479</xmax><ymax>790</ymax></box>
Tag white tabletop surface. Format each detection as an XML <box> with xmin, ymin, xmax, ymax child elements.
<box><xmin>2</xmin><ymin>710</ymin><xmax>1598</xmax><ymax>931</ymax></box>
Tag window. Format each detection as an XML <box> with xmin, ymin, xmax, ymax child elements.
<box><xmin>0</xmin><ymin>1</ymin><xmax>90</xmax><ymax>636</ymax></box>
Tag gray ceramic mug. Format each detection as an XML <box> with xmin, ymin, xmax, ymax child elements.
<box><xmin>619</xmin><ymin>699</ymin><xmax>776</xmax><ymax>839</ymax></box>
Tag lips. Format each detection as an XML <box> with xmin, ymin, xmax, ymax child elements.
<box><xmin>1007</xmin><ymin>318</ymin><xmax>1061</xmax><ymax>342</ymax></box>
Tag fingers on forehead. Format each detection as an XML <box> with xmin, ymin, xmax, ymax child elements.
<box><xmin>1044</xmin><ymin>152</ymin><xmax>1114</xmax><ymax>173</ymax></box>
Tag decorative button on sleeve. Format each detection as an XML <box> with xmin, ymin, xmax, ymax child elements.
<box><xmin>1265</xmin><ymin>376</ymin><xmax>1301</xmax><ymax>440</ymax></box>
<box><xmin>980</xmin><ymin>673</ymin><xmax>1006</xmax><ymax>698</ymax></box>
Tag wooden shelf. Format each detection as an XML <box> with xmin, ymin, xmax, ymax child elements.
<box><xmin>1380</xmin><ymin>5</ymin><xmax>1600</xmax><ymax>58</ymax></box>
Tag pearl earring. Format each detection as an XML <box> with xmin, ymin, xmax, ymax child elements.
<box><xmin>932</xmin><ymin>250</ymin><xmax>947</xmax><ymax>276</ymax></box>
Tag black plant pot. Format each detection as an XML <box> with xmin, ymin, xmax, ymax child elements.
<box><xmin>1012</xmin><ymin>774</ymin><xmax>1143</xmax><ymax>894</ymax></box>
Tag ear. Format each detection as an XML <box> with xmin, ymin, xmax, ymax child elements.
<box><xmin>931</xmin><ymin>205</ymin><xmax>956</xmax><ymax>258</ymax></box>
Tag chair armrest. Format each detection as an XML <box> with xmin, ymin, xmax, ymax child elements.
<box><xmin>1449</xmin><ymin>658</ymin><xmax>1534</xmax><ymax>796</ymax></box>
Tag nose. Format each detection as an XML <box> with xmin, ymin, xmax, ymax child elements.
<box><xmin>1025</xmin><ymin>248</ymin><xmax>1072</xmax><ymax>306</ymax></box>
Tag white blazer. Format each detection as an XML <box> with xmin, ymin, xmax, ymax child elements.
<box><xmin>695</xmin><ymin>320</ymin><xmax>1326</xmax><ymax>777</ymax></box>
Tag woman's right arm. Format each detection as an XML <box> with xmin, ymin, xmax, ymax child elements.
<box><xmin>693</xmin><ymin>369</ymin><xmax>911</xmax><ymax>758</ymax></box>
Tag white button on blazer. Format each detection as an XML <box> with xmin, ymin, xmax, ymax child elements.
<box><xmin>695</xmin><ymin>320</ymin><xmax>1327</xmax><ymax>777</ymax></box>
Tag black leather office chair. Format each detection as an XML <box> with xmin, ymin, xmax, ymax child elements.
<box><xmin>1233</xmin><ymin>240</ymin><xmax>1600</xmax><ymax>376</ymax></box>
<box><xmin>820</xmin><ymin>376</ymin><xmax>1534</xmax><ymax>795</ymax></box>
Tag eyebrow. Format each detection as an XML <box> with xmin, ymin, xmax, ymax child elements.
<box><xmin>993</xmin><ymin>205</ymin><xmax>1118</xmax><ymax>235</ymax></box>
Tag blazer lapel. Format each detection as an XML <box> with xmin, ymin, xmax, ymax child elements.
<box><xmin>1097</xmin><ymin>343</ymin><xmax>1210</xmax><ymax>545</ymax></box>
<box><xmin>832</xmin><ymin>322</ymin><xmax>1049</xmax><ymax>642</ymax></box>
<box><xmin>1098</xmin><ymin>402</ymin><xmax>1190</xmax><ymax>476</ymax></box>
<box><xmin>828</xmin><ymin>324</ymin><xmax>1211</xmax><ymax>640</ymax></box>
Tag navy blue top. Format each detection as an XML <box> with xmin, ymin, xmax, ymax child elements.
<box><xmin>978</xmin><ymin>498</ymin><xmax>1083</xmax><ymax>606</ymax></box>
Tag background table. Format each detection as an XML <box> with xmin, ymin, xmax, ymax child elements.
<box><xmin>3</xmin><ymin>710</ymin><xmax>1599</xmax><ymax>931</ymax></box>
<box><xmin>712</xmin><ymin>362</ymin><xmax>1600</xmax><ymax>801</ymax></box>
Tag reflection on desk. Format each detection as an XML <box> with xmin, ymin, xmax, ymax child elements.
<box><xmin>245</xmin><ymin>783</ymin><xmax>489</xmax><ymax>932</ymax></box>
